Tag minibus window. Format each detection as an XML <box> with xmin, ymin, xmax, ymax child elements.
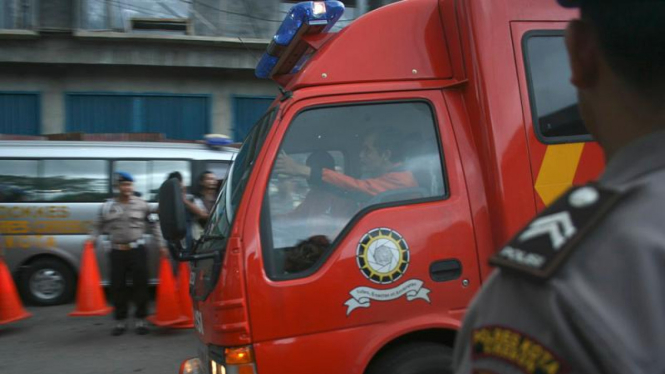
<box><xmin>262</xmin><ymin>101</ymin><xmax>445</xmax><ymax>278</ymax></box>
<box><xmin>115</xmin><ymin>161</ymin><xmax>149</xmax><ymax>198</ymax></box>
<box><xmin>151</xmin><ymin>160</ymin><xmax>190</xmax><ymax>200</ymax></box>
<box><xmin>114</xmin><ymin>160</ymin><xmax>190</xmax><ymax>201</ymax></box>
<box><xmin>524</xmin><ymin>32</ymin><xmax>591</xmax><ymax>142</ymax></box>
<box><xmin>206</xmin><ymin>161</ymin><xmax>230</xmax><ymax>184</ymax></box>
<box><xmin>0</xmin><ymin>160</ymin><xmax>39</xmax><ymax>202</ymax></box>
<box><xmin>41</xmin><ymin>160</ymin><xmax>109</xmax><ymax>202</ymax></box>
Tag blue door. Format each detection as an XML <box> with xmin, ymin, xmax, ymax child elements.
<box><xmin>67</xmin><ymin>94</ymin><xmax>135</xmax><ymax>133</ymax></box>
<box><xmin>232</xmin><ymin>96</ymin><xmax>274</xmax><ymax>142</ymax></box>
<box><xmin>67</xmin><ymin>93</ymin><xmax>210</xmax><ymax>140</ymax></box>
<box><xmin>144</xmin><ymin>96</ymin><xmax>209</xmax><ymax>140</ymax></box>
<box><xmin>0</xmin><ymin>92</ymin><xmax>40</xmax><ymax>135</ymax></box>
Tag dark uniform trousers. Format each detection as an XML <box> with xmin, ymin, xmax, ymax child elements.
<box><xmin>110</xmin><ymin>246</ymin><xmax>148</xmax><ymax>320</ymax></box>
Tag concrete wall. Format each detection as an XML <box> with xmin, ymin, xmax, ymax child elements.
<box><xmin>193</xmin><ymin>0</ymin><xmax>280</xmax><ymax>38</ymax></box>
<box><xmin>40</xmin><ymin>0</ymin><xmax>74</xmax><ymax>30</ymax></box>
<box><xmin>0</xmin><ymin>64</ymin><xmax>277</xmax><ymax>136</ymax></box>
<box><xmin>218</xmin><ymin>0</ymin><xmax>281</xmax><ymax>38</ymax></box>
<box><xmin>0</xmin><ymin>0</ymin><xmax>402</xmax><ymax>139</ymax></box>
<box><xmin>0</xmin><ymin>33</ymin><xmax>266</xmax><ymax>70</ymax></box>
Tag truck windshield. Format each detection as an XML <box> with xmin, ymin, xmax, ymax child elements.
<box><xmin>197</xmin><ymin>108</ymin><xmax>276</xmax><ymax>253</ymax></box>
<box><xmin>189</xmin><ymin>108</ymin><xmax>276</xmax><ymax>301</ymax></box>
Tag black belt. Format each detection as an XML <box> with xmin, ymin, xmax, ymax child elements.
<box><xmin>112</xmin><ymin>239</ymin><xmax>145</xmax><ymax>250</ymax></box>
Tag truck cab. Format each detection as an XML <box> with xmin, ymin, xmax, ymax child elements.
<box><xmin>174</xmin><ymin>1</ymin><xmax>605</xmax><ymax>373</ymax></box>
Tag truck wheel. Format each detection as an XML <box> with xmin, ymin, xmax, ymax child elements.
<box><xmin>18</xmin><ymin>258</ymin><xmax>76</xmax><ymax>306</ymax></box>
<box><xmin>366</xmin><ymin>342</ymin><xmax>453</xmax><ymax>374</ymax></box>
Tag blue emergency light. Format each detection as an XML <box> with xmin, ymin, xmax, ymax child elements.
<box><xmin>205</xmin><ymin>134</ymin><xmax>234</xmax><ymax>146</ymax></box>
<box><xmin>255</xmin><ymin>1</ymin><xmax>345</xmax><ymax>79</ymax></box>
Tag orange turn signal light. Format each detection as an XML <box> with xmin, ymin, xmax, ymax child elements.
<box><xmin>225</xmin><ymin>346</ymin><xmax>254</xmax><ymax>365</ymax></box>
<box><xmin>238</xmin><ymin>365</ymin><xmax>255</xmax><ymax>374</ymax></box>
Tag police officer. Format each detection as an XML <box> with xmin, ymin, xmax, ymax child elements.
<box><xmin>453</xmin><ymin>0</ymin><xmax>665</xmax><ymax>373</ymax></box>
<box><xmin>90</xmin><ymin>172</ymin><xmax>167</xmax><ymax>336</ymax></box>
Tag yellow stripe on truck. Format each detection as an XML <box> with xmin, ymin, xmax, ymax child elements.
<box><xmin>535</xmin><ymin>143</ymin><xmax>584</xmax><ymax>206</ymax></box>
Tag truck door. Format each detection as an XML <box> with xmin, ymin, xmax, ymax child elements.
<box><xmin>511</xmin><ymin>22</ymin><xmax>605</xmax><ymax>210</ymax></box>
<box><xmin>243</xmin><ymin>90</ymin><xmax>480</xmax><ymax>373</ymax></box>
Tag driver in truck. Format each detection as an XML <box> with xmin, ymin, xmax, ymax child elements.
<box><xmin>275</xmin><ymin>127</ymin><xmax>418</xmax><ymax>199</ymax></box>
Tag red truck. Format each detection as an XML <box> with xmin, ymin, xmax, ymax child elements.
<box><xmin>160</xmin><ymin>1</ymin><xmax>605</xmax><ymax>373</ymax></box>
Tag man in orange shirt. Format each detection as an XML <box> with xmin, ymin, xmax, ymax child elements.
<box><xmin>275</xmin><ymin>128</ymin><xmax>417</xmax><ymax>198</ymax></box>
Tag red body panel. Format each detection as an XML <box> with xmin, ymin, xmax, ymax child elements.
<box><xmin>509</xmin><ymin>22</ymin><xmax>605</xmax><ymax>212</ymax></box>
<box><xmin>190</xmin><ymin>1</ymin><xmax>606</xmax><ymax>373</ymax></box>
<box><xmin>245</xmin><ymin>90</ymin><xmax>480</xmax><ymax>374</ymax></box>
<box><xmin>288</xmin><ymin>0</ymin><xmax>453</xmax><ymax>90</ymax></box>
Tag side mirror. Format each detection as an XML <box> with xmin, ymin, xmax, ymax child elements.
<box><xmin>158</xmin><ymin>178</ymin><xmax>187</xmax><ymax>242</ymax></box>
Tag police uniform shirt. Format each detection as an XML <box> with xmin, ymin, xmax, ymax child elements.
<box><xmin>91</xmin><ymin>195</ymin><xmax>165</xmax><ymax>247</ymax></box>
<box><xmin>453</xmin><ymin>130</ymin><xmax>665</xmax><ymax>374</ymax></box>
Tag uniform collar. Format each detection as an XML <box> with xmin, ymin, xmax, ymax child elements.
<box><xmin>115</xmin><ymin>195</ymin><xmax>137</xmax><ymax>204</ymax></box>
<box><xmin>600</xmin><ymin>129</ymin><xmax>665</xmax><ymax>187</ymax></box>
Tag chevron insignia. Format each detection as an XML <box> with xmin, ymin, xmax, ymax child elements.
<box><xmin>490</xmin><ymin>184</ymin><xmax>626</xmax><ymax>280</ymax></box>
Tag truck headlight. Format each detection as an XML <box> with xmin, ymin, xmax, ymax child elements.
<box><xmin>210</xmin><ymin>359</ymin><xmax>226</xmax><ymax>374</ymax></box>
<box><xmin>179</xmin><ymin>358</ymin><xmax>206</xmax><ymax>374</ymax></box>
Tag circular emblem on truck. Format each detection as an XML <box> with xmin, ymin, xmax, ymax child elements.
<box><xmin>356</xmin><ymin>228</ymin><xmax>409</xmax><ymax>284</ymax></box>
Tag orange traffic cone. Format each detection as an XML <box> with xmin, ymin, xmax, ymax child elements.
<box><xmin>0</xmin><ymin>258</ymin><xmax>31</xmax><ymax>325</ymax></box>
<box><xmin>147</xmin><ymin>255</ymin><xmax>187</xmax><ymax>327</ymax></box>
<box><xmin>171</xmin><ymin>262</ymin><xmax>194</xmax><ymax>329</ymax></box>
<box><xmin>69</xmin><ymin>241</ymin><xmax>112</xmax><ymax>316</ymax></box>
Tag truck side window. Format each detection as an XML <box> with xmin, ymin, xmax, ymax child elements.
<box><xmin>524</xmin><ymin>32</ymin><xmax>590</xmax><ymax>142</ymax></box>
<box><xmin>0</xmin><ymin>160</ymin><xmax>39</xmax><ymax>202</ymax></box>
<box><xmin>262</xmin><ymin>101</ymin><xmax>445</xmax><ymax>278</ymax></box>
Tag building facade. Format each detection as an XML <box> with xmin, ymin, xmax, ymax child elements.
<box><xmin>0</xmin><ymin>0</ymin><xmax>397</xmax><ymax>141</ymax></box>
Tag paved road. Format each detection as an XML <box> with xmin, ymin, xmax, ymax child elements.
<box><xmin>0</xmin><ymin>303</ymin><xmax>198</xmax><ymax>374</ymax></box>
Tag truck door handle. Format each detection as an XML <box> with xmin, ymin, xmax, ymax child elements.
<box><xmin>430</xmin><ymin>259</ymin><xmax>462</xmax><ymax>282</ymax></box>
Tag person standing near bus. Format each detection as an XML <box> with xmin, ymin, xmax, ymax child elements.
<box><xmin>90</xmin><ymin>171</ymin><xmax>167</xmax><ymax>336</ymax></box>
<box><xmin>166</xmin><ymin>171</ymin><xmax>209</xmax><ymax>249</ymax></box>
<box><xmin>194</xmin><ymin>171</ymin><xmax>218</xmax><ymax>219</ymax></box>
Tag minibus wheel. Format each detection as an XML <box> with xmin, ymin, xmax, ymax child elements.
<box><xmin>365</xmin><ymin>342</ymin><xmax>453</xmax><ymax>374</ymax></box>
<box><xmin>18</xmin><ymin>258</ymin><xmax>76</xmax><ymax>306</ymax></box>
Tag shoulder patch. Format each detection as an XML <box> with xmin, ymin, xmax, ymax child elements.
<box><xmin>101</xmin><ymin>199</ymin><xmax>117</xmax><ymax>216</ymax></box>
<box><xmin>490</xmin><ymin>184</ymin><xmax>627</xmax><ymax>280</ymax></box>
<box><xmin>472</xmin><ymin>325</ymin><xmax>569</xmax><ymax>374</ymax></box>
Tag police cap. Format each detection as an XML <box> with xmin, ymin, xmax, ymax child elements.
<box><xmin>116</xmin><ymin>171</ymin><xmax>134</xmax><ymax>183</ymax></box>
